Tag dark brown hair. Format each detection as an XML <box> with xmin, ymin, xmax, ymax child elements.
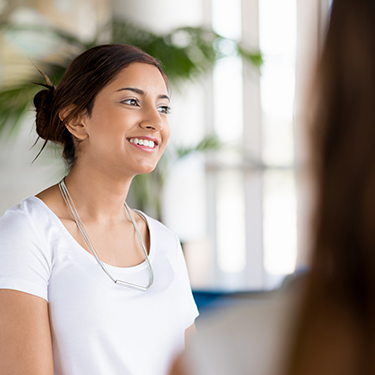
<box><xmin>285</xmin><ymin>0</ymin><xmax>375</xmax><ymax>374</ymax></box>
<box><xmin>33</xmin><ymin>44</ymin><xmax>167</xmax><ymax>167</ymax></box>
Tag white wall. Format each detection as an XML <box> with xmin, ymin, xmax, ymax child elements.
<box><xmin>0</xmin><ymin>119</ymin><xmax>65</xmax><ymax>216</ymax></box>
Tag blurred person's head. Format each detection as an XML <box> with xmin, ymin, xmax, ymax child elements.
<box><xmin>285</xmin><ymin>0</ymin><xmax>375</xmax><ymax>373</ymax></box>
<box><xmin>33</xmin><ymin>44</ymin><xmax>168</xmax><ymax>169</ymax></box>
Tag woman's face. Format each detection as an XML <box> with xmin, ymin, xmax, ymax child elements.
<box><xmin>79</xmin><ymin>62</ymin><xmax>171</xmax><ymax>177</ymax></box>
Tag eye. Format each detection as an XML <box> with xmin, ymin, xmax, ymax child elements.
<box><xmin>122</xmin><ymin>98</ymin><xmax>139</xmax><ymax>106</ymax></box>
<box><xmin>158</xmin><ymin>105</ymin><xmax>171</xmax><ymax>115</ymax></box>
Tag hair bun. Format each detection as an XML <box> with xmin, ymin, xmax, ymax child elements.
<box><xmin>33</xmin><ymin>84</ymin><xmax>56</xmax><ymax>141</ymax></box>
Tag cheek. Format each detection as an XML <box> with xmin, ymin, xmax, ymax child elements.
<box><xmin>163</xmin><ymin>124</ymin><xmax>171</xmax><ymax>144</ymax></box>
<box><xmin>157</xmin><ymin>127</ymin><xmax>170</xmax><ymax>155</ymax></box>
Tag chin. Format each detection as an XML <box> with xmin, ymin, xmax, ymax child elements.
<box><xmin>135</xmin><ymin>164</ymin><xmax>157</xmax><ymax>175</ymax></box>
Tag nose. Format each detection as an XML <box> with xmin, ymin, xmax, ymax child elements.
<box><xmin>139</xmin><ymin>105</ymin><xmax>164</xmax><ymax>131</ymax></box>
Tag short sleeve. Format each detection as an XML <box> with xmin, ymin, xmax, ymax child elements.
<box><xmin>174</xmin><ymin>235</ymin><xmax>199</xmax><ymax>328</ymax></box>
<box><xmin>0</xmin><ymin>208</ymin><xmax>51</xmax><ymax>301</ymax></box>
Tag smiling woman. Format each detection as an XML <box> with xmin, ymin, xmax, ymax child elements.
<box><xmin>0</xmin><ymin>44</ymin><xmax>198</xmax><ymax>375</ymax></box>
<box><xmin>67</xmin><ymin>62</ymin><xmax>171</xmax><ymax>177</ymax></box>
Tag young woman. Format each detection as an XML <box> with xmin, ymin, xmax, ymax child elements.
<box><xmin>0</xmin><ymin>44</ymin><xmax>198</xmax><ymax>375</ymax></box>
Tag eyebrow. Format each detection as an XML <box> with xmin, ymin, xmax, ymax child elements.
<box><xmin>117</xmin><ymin>87</ymin><xmax>170</xmax><ymax>101</ymax></box>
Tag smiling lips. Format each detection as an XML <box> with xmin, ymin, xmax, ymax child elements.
<box><xmin>128</xmin><ymin>137</ymin><xmax>158</xmax><ymax>152</ymax></box>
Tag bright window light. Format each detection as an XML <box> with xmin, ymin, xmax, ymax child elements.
<box><xmin>212</xmin><ymin>0</ymin><xmax>245</xmax><ymax>276</ymax></box>
<box><xmin>260</xmin><ymin>0</ymin><xmax>297</xmax><ymax>276</ymax></box>
<box><xmin>217</xmin><ymin>170</ymin><xmax>246</xmax><ymax>273</ymax></box>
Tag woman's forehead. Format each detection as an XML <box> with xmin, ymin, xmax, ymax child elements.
<box><xmin>107</xmin><ymin>63</ymin><xmax>168</xmax><ymax>93</ymax></box>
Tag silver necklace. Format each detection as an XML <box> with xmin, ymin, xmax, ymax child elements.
<box><xmin>58</xmin><ymin>178</ymin><xmax>154</xmax><ymax>291</ymax></box>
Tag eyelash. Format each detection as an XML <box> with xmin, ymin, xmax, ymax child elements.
<box><xmin>122</xmin><ymin>99</ymin><xmax>139</xmax><ymax>106</ymax></box>
<box><xmin>158</xmin><ymin>106</ymin><xmax>172</xmax><ymax>115</ymax></box>
<box><xmin>121</xmin><ymin>99</ymin><xmax>171</xmax><ymax>115</ymax></box>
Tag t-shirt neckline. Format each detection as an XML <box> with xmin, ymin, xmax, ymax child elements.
<box><xmin>29</xmin><ymin>196</ymin><xmax>155</xmax><ymax>271</ymax></box>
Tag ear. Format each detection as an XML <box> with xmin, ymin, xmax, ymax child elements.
<box><xmin>59</xmin><ymin>105</ymin><xmax>89</xmax><ymax>141</ymax></box>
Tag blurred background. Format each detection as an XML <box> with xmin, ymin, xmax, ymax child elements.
<box><xmin>0</xmin><ymin>0</ymin><xmax>330</xmax><ymax>293</ymax></box>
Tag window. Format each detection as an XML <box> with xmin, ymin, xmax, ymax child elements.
<box><xmin>181</xmin><ymin>0</ymin><xmax>298</xmax><ymax>291</ymax></box>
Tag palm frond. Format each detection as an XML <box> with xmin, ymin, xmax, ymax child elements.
<box><xmin>176</xmin><ymin>134</ymin><xmax>222</xmax><ymax>159</ymax></box>
<box><xmin>237</xmin><ymin>46</ymin><xmax>264</xmax><ymax>67</ymax></box>
<box><xmin>0</xmin><ymin>83</ymin><xmax>39</xmax><ymax>140</ymax></box>
<box><xmin>2</xmin><ymin>23</ymin><xmax>89</xmax><ymax>50</ymax></box>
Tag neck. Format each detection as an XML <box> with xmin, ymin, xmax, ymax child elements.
<box><xmin>63</xmin><ymin>165</ymin><xmax>134</xmax><ymax>224</ymax></box>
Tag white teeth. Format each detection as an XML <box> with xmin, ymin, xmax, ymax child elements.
<box><xmin>129</xmin><ymin>138</ymin><xmax>156</xmax><ymax>149</ymax></box>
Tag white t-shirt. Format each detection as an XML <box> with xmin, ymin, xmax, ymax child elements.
<box><xmin>0</xmin><ymin>197</ymin><xmax>199</xmax><ymax>375</ymax></box>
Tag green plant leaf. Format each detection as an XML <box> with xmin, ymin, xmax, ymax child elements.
<box><xmin>0</xmin><ymin>83</ymin><xmax>40</xmax><ymax>140</ymax></box>
<box><xmin>176</xmin><ymin>134</ymin><xmax>222</xmax><ymax>159</ymax></box>
<box><xmin>237</xmin><ymin>46</ymin><xmax>264</xmax><ymax>67</ymax></box>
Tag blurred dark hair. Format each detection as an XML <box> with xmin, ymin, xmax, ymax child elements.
<box><xmin>285</xmin><ymin>0</ymin><xmax>375</xmax><ymax>374</ymax></box>
<box><xmin>33</xmin><ymin>44</ymin><xmax>167</xmax><ymax>167</ymax></box>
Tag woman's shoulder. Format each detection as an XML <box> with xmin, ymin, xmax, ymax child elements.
<box><xmin>0</xmin><ymin>196</ymin><xmax>53</xmax><ymax>301</ymax></box>
<box><xmin>134</xmin><ymin>210</ymin><xmax>182</xmax><ymax>264</ymax></box>
<box><xmin>135</xmin><ymin>210</ymin><xmax>179</xmax><ymax>242</ymax></box>
<box><xmin>1</xmin><ymin>197</ymin><xmax>43</xmax><ymax>223</ymax></box>
<box><xmin>0</xmin><ymin>196</ymin><xmax>54</xmax><ymax>237</ymax></box>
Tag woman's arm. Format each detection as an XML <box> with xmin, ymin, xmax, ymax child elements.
<box><xmin>0</xmin><ymin>290</ymin><xmax>54</xmax><ymax>375</ymax></box>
